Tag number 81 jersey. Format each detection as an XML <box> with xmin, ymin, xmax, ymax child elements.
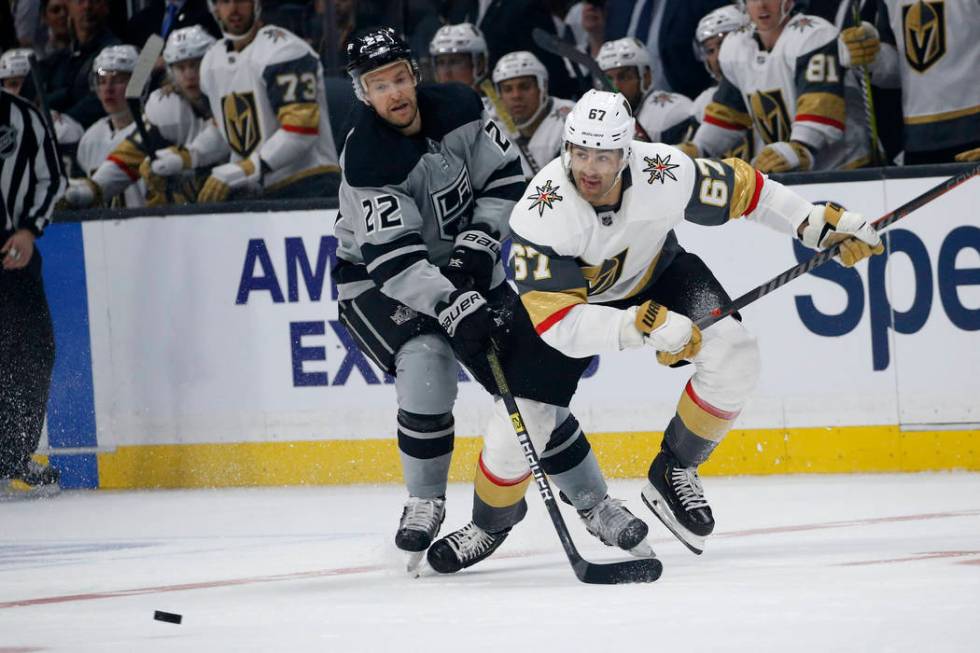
<box><xmin>199</xmin><ymin>25</ymin><xmax>339</xmax><ymax>190</ymax></box>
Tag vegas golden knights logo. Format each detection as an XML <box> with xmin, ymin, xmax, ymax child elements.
<box><xmin>903</xmin><ymin>1</ymin><xmax>946</xmax><ymax>72</ymax></box>
<box><xmin>581</xmin><ymin>249</ymin><xmax>628</xmax><ymax>296</ymax></box>
<box><xmin>749</xmin><ymin>89</ymin><xmax>791</xmax><ymax>145</ymax></box>
<box><xmin>222</xmin><ymin>92</ymin><xmax>261</xmax><ymax>157</ymax></box>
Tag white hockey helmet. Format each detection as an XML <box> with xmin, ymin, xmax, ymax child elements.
<box><xmin>207</xmin><ymin>0</ymin><xmax>261</xmax><ymax>43</ymax></box>
<box><xmin>164</xmin><ymin>25</ymin><xmax>217</xmax><ymax>64</ymax></box>
<box><xmin>429</xmin><ymin>23</ymin><xmax>488</xmax><ymax>81</ymax></box>
<box><xmin>562</xmin><ymin>89</ymin><xmax>634</xmax><ymax>180</ymax></box>
<box><xmin>0</xmin><ymin>48</ymin><xmax>33</xmax><ymax>80</ymax></box>
<box><xmin>596</xmin><ymin>38</ymin><xmax>654</xmax><ymax>96</ymax></box>
<box><xmin>89</xmin><ymin>44</ymin><xmax>138</xmax><ymax>89</ymax></box>
<box><xmin>492</xmin><ymin>51</ymin><xmax>549</xmax><ymax>127</ymax></box>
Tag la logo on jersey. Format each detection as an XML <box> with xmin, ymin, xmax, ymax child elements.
<box><xmin>222</xmin><ymin>92</ymin><xmax>261</xmax><ymax>157</ymax></box>
<box><xmin>642</xmin><ymin>153</ymin><xmax>679</xmax><ymax>184</ymax></box>
<box><xmin>903</xmin><ymin>1</ymin><xmax>946</xmax><ymax>72</ymax></box>
<box><xmin>527</xmin><ymin>179</ymin><xmax>563</xmax><ymax>216</ymax></box>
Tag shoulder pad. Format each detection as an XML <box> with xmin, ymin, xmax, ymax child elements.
<box><xmin>416</xmin><ymin>83</ymin><xmax>484</xmax><ymax>139</ymax></box>
<box><xmin>510</xmin><ymin>159</ymin><xmax>584</xmax><ymax>255</ymax></box>
<box><xmin>145</xmin><ymin>87</ymin><xmax>183</xmax><ymax>124</ymax></box>
<box><xmin>342</xmin><ymin>109</ymin><xmax>423</xmax><ymax>188</ymax></box>
<box><xmin>253</xmin><ymin>25</ymin><xmax>314</xmax><ymax>65</ymax></box>
<box><xmin>782</xmin><ymin>14</ymin><xmax>837</xmax><ymax>54</ymax></box>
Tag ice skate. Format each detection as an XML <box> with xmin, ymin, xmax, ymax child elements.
<box><xmin>641</xmin><ymin>450</ymin><xmax>713</xmax><ymax>554</ymax></box>
<box><xmin>578</xmin><ymin>495</ymin><xmax>654</xmax><ymax>558</ymax></box>
<box><xmin>2</xmin><ymin>461</ymin><xmax>61</xmax><ymax>499</ymax></box>
<box><xmin>395</xmin><ymin>496</ymin><xmax>445</xmax><ymax>574</ymax></box>
<box><xmin>426</xmin><ymin>521</ymin><xmax>510</xmax><ymax>574</ymax></box>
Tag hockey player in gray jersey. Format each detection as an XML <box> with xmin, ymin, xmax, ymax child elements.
<box><xmin>335</xmin><ymin>28</ymin><xmax>651</xmax><ymax>573</ymax></box>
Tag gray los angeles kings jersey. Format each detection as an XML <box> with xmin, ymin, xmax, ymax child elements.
<box><xmin>336</xmin><ymin>83</ymin><xmax>526</xmax><ymax>317</ymax></box>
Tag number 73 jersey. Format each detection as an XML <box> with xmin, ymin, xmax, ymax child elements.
<box><xmin>508</xmin><ymin>141</ymin><xmax>808</xmax><ymax>336</ymax></box>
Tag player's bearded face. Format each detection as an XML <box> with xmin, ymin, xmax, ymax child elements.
<box><xmin>567</xmin><ymin>144</ymin><xmax>623</xmax><ymax>203</ymax></box>
<box><xmin>215</xmin><ymin>0</ymin><xmax>255</xmax><ymax>36</ymax></box>
<box><xmin>499</xmin><ymin>76</ymin><xmax>541</xmax><ymax>124</ymax></box>
<box><xmin>171</xmin><ymin>59</ymin><xmax>203</xmax><ymax>100</ymax></box>
<box><xmin>363</xmin><ymin>62</ymin><xmax>419</xmax><ymax>129</ymax></box>
<box><xmin>606</xmin><ymin>66</ymin><xmax>642</xmax><ymax>109</ymax></box>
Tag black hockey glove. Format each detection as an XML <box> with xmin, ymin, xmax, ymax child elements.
<box><xmin>436</xmin><ymin>288</ymin><xmax>494</xmax><ymax>360</ymax></box>
<box><xmin>445</xmin><ymin>228</ymin><xmax>501</xmax><ymax>292</ymax></box>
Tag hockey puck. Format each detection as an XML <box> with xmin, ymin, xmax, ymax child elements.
<box><xmin>153</xmin><ymin>610</ymin><xmax>182</xmax><ymax>624</ymax></box>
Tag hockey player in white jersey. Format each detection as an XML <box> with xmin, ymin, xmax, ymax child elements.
<box><xmin>63</xmin><ymin>26</ymin><xmax>225</xmax><ymax>208</ymax></box>
<box><xmin>335</xmin><ymin>29</ymin><xmax>650</xmax><ymax>574</ymax></box>
<box><xmin>492</xmin><ymin>51</ymin><xmax>575</xmax><ymax>177</ymax></box>
<box><xmin>61</xmin><ymin>45</ymin><xmax>146</xmax><ymax>209</ymax></box>
<box><xmin>196</xmin><ymin>0</ymin><xmax>340</xmax><ymax>202</ymax></box>
<box><xmin>836</xmin><ymin>0</ymin><xmax>980</xmax><ymax>164</ymax></box>
<box><xmin>690</xmin><ymin>5</ymin><xmax>752</xmax><ymax>160</ymax></box>
<box><xmin>429</xmin><ymin>23</ymin><xmax>489</xmax><ymax>91</ymax></box>
<box><xmin>685</xmin><ymin>0</ymin><xmax>872</xmax><ymax>173</ymax></box>
<box><xmin>596</xmin><ymin>37</ymin><xmax>696</xmax><ymax>145</ymax></box>
<box><xmin>0</xmin><ymin>48</ymin><xmax>84</xmax><ymax>165</ymax></box>
<box><xmin>433</xmin><ymin>90</ymin><xmax>884</xmax><ymax>560</ymax></box>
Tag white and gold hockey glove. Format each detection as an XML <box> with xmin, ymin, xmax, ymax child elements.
<box><xmin>621</xmin><ymin>300</ymin><xmax>702</xmax><ymax>366</ymax></box>
<box><xmin>197</xmin><ymin>158</ymin><xmax>260</xmax><ymax>203</ymax></box>
<box><xmin>62</xmin><ymin>177</ymin><xmax>102</xmax><ymax>208</ymax></box>
<box><xmin>799</xmin><ymin>203</ymin><xmax>884</xmax><ymax>267</ymax></box>
<box><xmin>838</xmin><ymin>21</ymin><xmax>880</xmax><ymax>68</ymax></box>
<box><xmin>149</xmin><ymin>146</ymin><xmax>193</xmax><ymax>177</ymax></box>
<box><xmin>954</xmin><ymin>147</ymin><xmax>980</xmax><ymax>162</ymax></box>
<box><xmin>752</xmin><ymin>141</ymin><xmax>813</xmax><ymax>173</ymax></box>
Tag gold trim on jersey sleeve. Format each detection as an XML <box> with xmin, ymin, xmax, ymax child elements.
<box><xmin>795</xmin><ymin>92</ymin><xmax>846</xmax><ymax>126</ymax></box>
<box><xmin>904</xmin><ymin>103</ymin><xmax>980</xmax><ymax>125</ymax></box>
<box><xmin>704</xmin><ymin>101</ymin><xmax>753</xmax><ymax>130</ymax></box>
<box><xmin>521</xmin><ymin>288</ymin><xmax>587</xmax><ymax>332</ymax></box>
<box><xmin>278</xmin><ymin>102</ymin><xmax>320</xmax><ymax>132</ymax></box>
<box><xmin>108</xmin><ymin>138</ymin><xmax>146</xmax><ymax>174</ymax></box>
<box><xmin>722</xmin><ymin>157</ymin><xmax>759</xmax><ymax>219</ymax></box>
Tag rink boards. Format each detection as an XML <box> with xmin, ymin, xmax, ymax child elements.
<box><xmin>40</xmin><ymin>171</ymin><xmax>980</xmax><ymax>488</ymax></box>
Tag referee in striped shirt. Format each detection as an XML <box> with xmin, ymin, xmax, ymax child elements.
<box><xmin>1</xmin><ymin>88</ymin><xmax>67</xmax><ymax>491</ymax></box>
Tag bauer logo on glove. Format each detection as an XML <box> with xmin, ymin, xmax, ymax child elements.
<box><xmin>798</xmin><ymin>202</ymin><xmax>885</xmax><ymax>267</ymax></box>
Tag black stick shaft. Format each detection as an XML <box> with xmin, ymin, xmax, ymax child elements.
<box><xmin>486</xmin><ymin>350</ymin><xmax>583</xmax><ymax>561</ymax></box>
<box><xmin>695</xmin><ymin>165</ymin><xmax>980</xmax><ymax>330</ymax></box>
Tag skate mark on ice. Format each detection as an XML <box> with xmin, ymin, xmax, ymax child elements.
<box><xmin>837</xmin><ymin>550</ymin><xmax>980</xmax><ymax>567</ymax></box>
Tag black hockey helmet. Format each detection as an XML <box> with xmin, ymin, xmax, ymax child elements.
<box><xmin>346</xmin><ymin>27</ymin><xmax>421</xmax><ymax>103</ymax></box>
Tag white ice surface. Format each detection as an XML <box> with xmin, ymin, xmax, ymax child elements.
<box><xmin>1</xmin><ymin>474</ymin><xmax>979</xmax><ymax>652</ymax></box>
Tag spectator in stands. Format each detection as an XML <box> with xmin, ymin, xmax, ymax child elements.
<box><xmin>0</xmin><ymin>48</ymin><xmax>85</xmax><ymax>160</ymax></box>
<box><xmin>429</xmin><ymin>22</ymin><xmax>488</xmax><ymax>89</ymax></box>
<box><xmin>596</xmin><ymin>37</ymin><xmax>695</xmax><ymax>144</ymax></box>
<box><xmin>445</xmin><ymin>0</ymin><xmax>582</xmax><ymax>100</ymax></box>
<box><xmin>61</xmin><ymin>45</ymin><xmax>146</xmax><ymax>209</ymax></box>
<box><xmin>45</xmin><ymin>0</ymin><xmax>121</xmax><ymax>128</ymax></box>
<box><xmin>12</xmin><ymin>0</ymin><xmax>46</xmax><ymax>48</ymax></box>
<box><xmin>492</xmin><ymin>50</ymin><xmax>575</xmax><ymax>176</ymax></box>
<box><xmin>125</xmin><ymin>0</ymin><xmax>221</xmax><ymax>47</ymax></box>
<box><xmin>603</xmin><ymin>0</ymin><xmax>728</xmax><ymax>100</ymax></box>
<box><xmin>40</xmin><ymin>0</ymin><xmax>72</xmax><ymax>60</ymax></box>
<box><xmin>837</xmin><ymin>0</ymin><xmax>980</xmax><ymax>164</ymax></box>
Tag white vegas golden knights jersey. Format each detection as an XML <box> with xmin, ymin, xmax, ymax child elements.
<box><xmin>499</xmin><ymin>97</ymin><xmax>575</xmax><ymax>177</ymax></box>
<box><xmin>634</xmin><ymin>90</ymin><xmax>695</xmax><ymax>144</ymax></box>
<box><xmin>77</xmin><ymin>117</ymin><xmax>146</xmax><ymax>208</ymax></box>
<box><xmin>693</xmin><ymin>85</ymin><xmax>753</xmax><ymax>160</ymax></box>
<box><xmin>508</xmin><ymin>141</ymin><xmax>810</xmax><ymax>349</ymax></box>
<box><xmin>199</xmin><ymin>25</ymin><xmax>339</xmax><ymax>190</ymax></box>
<box><xmin>708</xmin><ymin>14</ymin><xmax>871</xmax><ymax>170</ymax></box>
<box><xmin>144</xmin><ymin>85</ymin><xmax>212</xmax><ymax>147</ymax></box>
<box><xmin>875</xmin><ymin>0</ymin><xmax>980</xmax><ymax>152</ymax></box>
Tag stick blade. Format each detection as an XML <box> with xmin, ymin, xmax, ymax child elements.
<box><xmin>573</xmin><ymin>557</ymin><xmax>663</xmax><ymax>585</ymax></box>
<box><xmin>125</xmin><ymin>34</ymin><xmax>165</xmax><ymax>100</ymax></box>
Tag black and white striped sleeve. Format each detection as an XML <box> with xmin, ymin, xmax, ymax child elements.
<box><xmin>0</xmin><ymin>91</ymin><xmax>67</xmax><ymax>237</ymax></box>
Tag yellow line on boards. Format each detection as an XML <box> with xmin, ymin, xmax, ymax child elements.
<box><xmin>94</xmin><ymin>426</ymin><xmax>980</xmax><ymax>489</ymax></box>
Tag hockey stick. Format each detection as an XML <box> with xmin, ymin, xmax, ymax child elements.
<box><xmin>124</xmin><ymin>34</ymin><xmax>173</xmax><ymax>202</ymax></box>
<box><xmin>530</xmin><ymin>28</ymin><xmax>653</xmax><ymax>142</ymax></box>
<box><xmin>479</xmin><ymin>79</ymin><xmax>540</xmax><ymax>175</ymax></box>
<box><xmin>486</xmin><ymin>349</ymin><xmax>663</xmax><ymax>584</ymax></box>
<box><xmin>694</xmin><ymin>164</ymin><xmax>980</xmax><ymax>330</ymax></box>
<box><xmin>849</xmin><ymin>0</ymin><xmax>884</xmax><ymax>166</ymax></box>
<box><xmin>26</xmin><ymin>54</ymin><xmax>56</xmax><ymax>140</ymax></box>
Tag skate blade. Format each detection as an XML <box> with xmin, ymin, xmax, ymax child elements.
<box><xmin>641</xmin><ymin>485</ymin><xmax>705</xmax><ymax>555</ymax></box>
<box><xmin>628</xmin><ymin>540</ymin><xmax>656</xmax><ymax>558</ymax></box>
<box><xmin>405</xmin><ymin>551</ymin><xmax>425</xmax><ymax>577</ymax></box>
<box><xmin>1</xmin><ymin>481</ymin><xmax>61</xmax><ymax>501</ymax></box>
